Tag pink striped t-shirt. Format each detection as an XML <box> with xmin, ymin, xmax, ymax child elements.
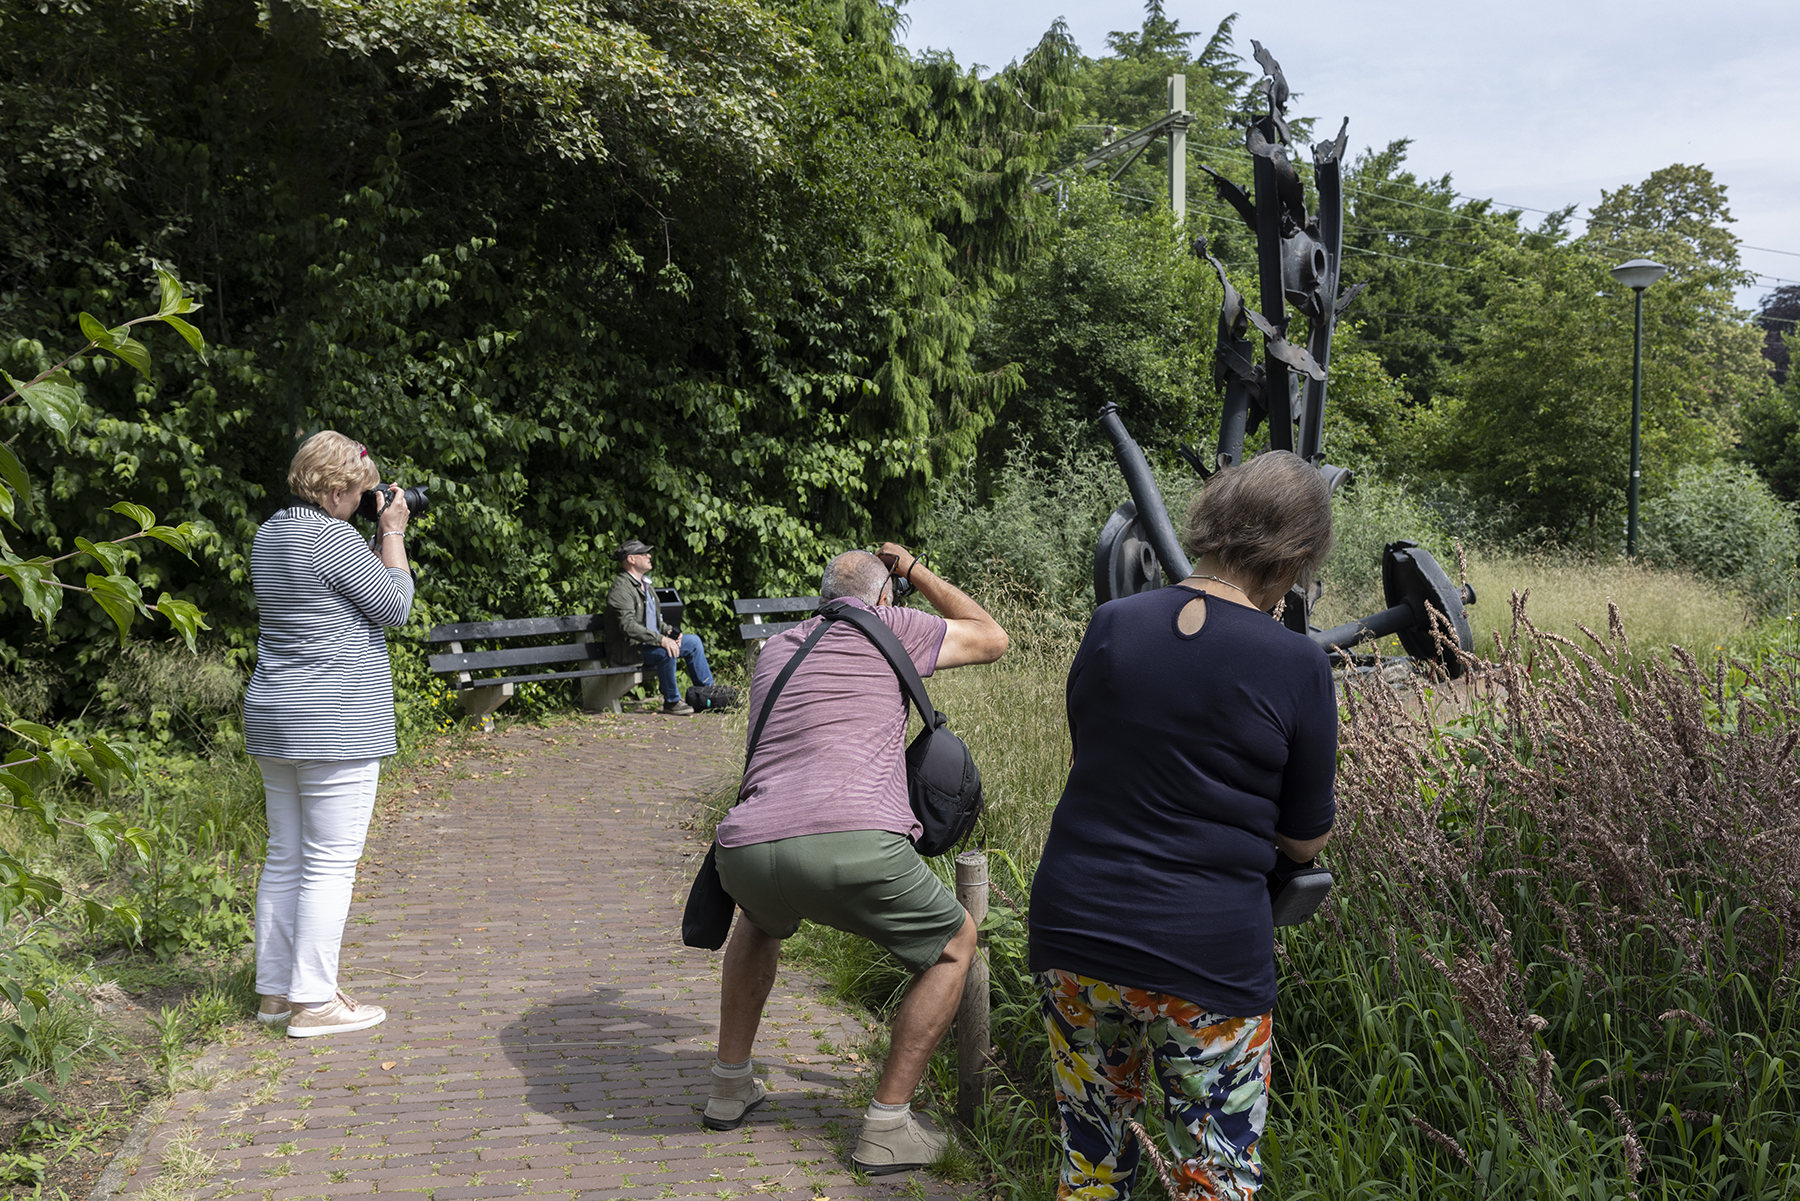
<box><xmin>714</xmin><ymin>599</ymin><xmax>947</xmax><ymax>848</ymax></box>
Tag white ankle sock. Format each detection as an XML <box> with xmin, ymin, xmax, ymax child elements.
<box><xmin>866</xmin><ymin>1099</ymin><xmax>909</xmax><ymax>1121</ymax></box>
<box><xmin>714</xmin><ymin>1057</ymin><xmax>753</xmax><ymax>1076</ymax></box>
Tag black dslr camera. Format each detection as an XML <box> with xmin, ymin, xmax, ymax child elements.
<box><xmin>357</xmin><ymin>483</ymin><xmax>432</xmax><ymax>522</ymax></box>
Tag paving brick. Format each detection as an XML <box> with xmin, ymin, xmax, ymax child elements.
<box><xmin>106</xmin><ymin>715</ymin><xmax>958</xmax><ymax>1201</ymax></box>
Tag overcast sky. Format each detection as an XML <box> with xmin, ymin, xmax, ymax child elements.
<box><xmin>897</xmin><ymin>0</ymin><xmax>1800</xmax><ymax>309</ymax></box>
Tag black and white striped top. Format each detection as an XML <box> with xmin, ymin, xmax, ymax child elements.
<box><xmin>243</xmin><ymin>505</ymin><xmax>415</xmax><ymax>759</ymax></box>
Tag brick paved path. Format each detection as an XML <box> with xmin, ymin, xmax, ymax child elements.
<box><xmin>102</xmin><ymin>714</ymin><xmax>971</xmax><ymax>1201</ymax></box>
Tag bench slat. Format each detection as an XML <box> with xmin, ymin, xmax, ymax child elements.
<box><xmin>429</xmin><ymin>642</ymin><xmax>608</xmax><ymax>674</ymax></box>
<box><xmin>738</xmin><ymin>619</ymin><xmax>809</xmax><ymax>641</ymax></box>
<box><xmin>427</xmin><ymin>614</ymin><xmax>602</xmax><ymax>643</ymax></box>
<box><xmin>449</xmin><ymin>665</ymin><xmax>642</xmax><ymax>692</ymax></box>
<box><xmin>732</xmin><ymin>597</ymin><xmax>820</xmax><ymax>616</ymax></box>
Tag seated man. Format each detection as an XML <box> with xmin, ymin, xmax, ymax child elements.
<box><xmin>604</xmin><ymin>538</ymin><xmax>714</xmax><ymax>715</ymax></box>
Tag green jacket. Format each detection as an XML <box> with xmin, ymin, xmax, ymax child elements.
<box><xmin>604</xmin><ymin>571</ymin><xmax>664</xmax><ymax>666</ymax></box>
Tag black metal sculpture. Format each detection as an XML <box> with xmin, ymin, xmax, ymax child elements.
<box><xmin>1090</xmin><ymin>43</ymin><xmax>1476</xmax><ymax>677</ymax></box>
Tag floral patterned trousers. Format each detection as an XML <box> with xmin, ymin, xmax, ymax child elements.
<box><xmin>1037</xmin><ymin>969</ymin><xmax>1273</xmax><ymax>1201</ymax></box>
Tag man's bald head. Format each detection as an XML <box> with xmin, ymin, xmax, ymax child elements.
<box><xmin>820</xmin><ymin>551</ymin><xmax>891</xmax><ymax>606</ymax></box>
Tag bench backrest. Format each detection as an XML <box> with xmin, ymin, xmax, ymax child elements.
<box><xmin>427</xmin><ymin>614</ymin><xmax>603</xmax><ymax>644</ymax></box>
<box><xmin>426</xmin><ymin>613</ymin><xmax>612</xmax><ymax>680</ymax></box>
<box><xmin>733</xmin><ymin>596</ymin><xmax>821</xmax><ymax>643</ymax></box>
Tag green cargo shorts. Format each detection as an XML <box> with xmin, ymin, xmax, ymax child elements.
<box><xmin>714</xmin><ymin>830</ymin><xmax>967</xmax><ymax>974</ymax></box>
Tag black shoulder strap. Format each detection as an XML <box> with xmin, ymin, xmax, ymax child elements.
<box><xmin>818</xmin><ymin>600</ymin><xmax>938</xmax><ymax>725</ymax></box>
<box><xmin>743</xmin><ymin>618</ymin><xmax>833</xmax><ymax>774</ymax></box>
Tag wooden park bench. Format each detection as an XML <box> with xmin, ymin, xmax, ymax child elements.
<box><xmin>732</xmin><ymin>595</ymin><xmax>820</xmax><ymax>673</ymax></box>
<box><xmin>427</xmin><ymin>591</ymin><xmax>684</xmax><ymax>729</ymax></box>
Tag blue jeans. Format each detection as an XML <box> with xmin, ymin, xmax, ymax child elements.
<box><xmin>642</xmin><ymin>633</ymin><xmax>713</xmax><ymax>702</ymax></box>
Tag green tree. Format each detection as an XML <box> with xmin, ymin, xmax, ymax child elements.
<box><xmin>1741</xmin><ymin>336</ymin><xmax>1800</xmax><ymax>499</ymax></box>
<box><xmin>1583</xmin><ymin>163</ymin><xmax>1769</xmax><ymax>444</ymax></box>
<box><xmin>1406</xmin><ymin>240</ymin><xmax>1723</xmax><ymax>546</ymax></box>
<box><xmin>973</xmin><ymin>177</ymin><xmax>1216</xmax><ymax>470</ymax></box>
<box><xmin>1333</xmin><ymin>141</ymin><xmax>1548</xmax><ymax>405</ymax></box>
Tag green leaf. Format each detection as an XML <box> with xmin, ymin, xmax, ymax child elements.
<box><xmin>109</xmin><ymin>899</ymin><xmax>143</xmax><ymax>937</ymax></box>
<box><xmin>20</xmin><ymin>1081</ymin><xmax>50</xmax><ymax>1104</ymax></box>
<box><xmin>0</xmin><ymin>444</ymin><xmax>27</xmax><ymax>507</ymax></box>
<box><xmin>2</xmin><ymin>370</ymin><xmax>81</xmax><ymax>442</ymax></box>
<box><xmin>109</xmin><ymin>501</ymin><xmax>155</xmax><ymax>532</ymax></box>
<box><xmin>156</xmin><ymin>267</ymin><xmax>182</xmax><ymax>316</ymax></box>
<box><xmin>82</xmin><ymin>822</ymin><xmax>117</xmax><ymax>866</ymax></box>
<box><xmin>74</xmin><ymin>537</ymin><xmax>129</xmax><ymax>576</ymax></box>
<box><xmin>158</xmin><ymin>313</ymin><xmax>207</xmax><ymax>358</ymax></box>
<box><xmin>154</xmin><ymin>594</ymin><xmax>209</xmax><ymax>651</ymax></box>
<box><xmin>107</xmin><ymin>336</ymin><xmax>152</xmax><ymax>379</ymax></box>
<box><xmin>81</xmin><ymin>898</ymin><xmax>109</xmax><ymax>930</ymax></box>
<box><xmin>86</xmin><ymin>573</ymin><xmax>147</xmax><ymax>645</ymax></box>
<box><xmin>0</xmin><ymin>561</ymin><xmax>62</xmax><ymax>630</ymax></box>
<box><xmin>142</xmin><ymin>524</ymin><xmax>194</xmax><ymax>555</ymax></box>
<box><xmin>120</xmin><ymin>831</ymin><xmax>153</xmax><ymax>868</ymax></box>
<box><xmin>78</xmin><ymin>312</ymin><xmax>119</xmax><ymax>349</ymax></box>
<box><xmin>6</xmin><ymin>723</ymin><xmax>53</xmax><ymax>749</ymax></box>
<box><xmin>64</xmin><ymin>745</ymin><xmax>107</xmax><ymax>790</ymax></box>
<box><xmin>0</xmin><ymin>770</ymin><xmax>30</xmax><ymax>803</ymax></box>
<box><xmin>87</xmin><ymin>738</ymin><xmax>134</xmax><ymax>780</ymax></box>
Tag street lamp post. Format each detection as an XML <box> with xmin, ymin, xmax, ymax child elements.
<box><xmin>1610</xmin><ymin>258</ymin><xmax>1668</xmax><ymax>556</ymax></box>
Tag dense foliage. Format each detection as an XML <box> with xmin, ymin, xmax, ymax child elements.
<box><xmin>0</xmin><ymin>0</ymin><xmax>1079</xmax><ymax>684</ymax></box>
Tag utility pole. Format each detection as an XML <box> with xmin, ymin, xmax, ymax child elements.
<box><xmin>1167</xmin><ymin>74</ymin><xmax>1186</xmax><ymax>223</ymax></box>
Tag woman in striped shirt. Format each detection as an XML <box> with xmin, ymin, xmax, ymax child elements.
<box><xmin>243</xmin><ymin>431</ymin><xmax>413</xmax><ymax>1037</ymax></box>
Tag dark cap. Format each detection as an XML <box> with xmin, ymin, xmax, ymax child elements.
<box><xmin>616</xmin><ymin>538</ymin><xmax>654</xmax><ymax>558</ymax></box>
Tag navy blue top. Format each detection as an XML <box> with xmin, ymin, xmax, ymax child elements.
<box><xmin>1028</xmin><ymin>585</ymin><xmax>1337</xmax><ymax>1016</ymax></box>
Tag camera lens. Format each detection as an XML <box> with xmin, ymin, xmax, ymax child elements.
<box><xmin>356</xmin><ymin>484</ymin><xmax>433</xmax><ymax>521</ymax></box>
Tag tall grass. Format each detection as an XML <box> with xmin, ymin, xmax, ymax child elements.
<box><xmin>1461</xmin><ymin>552</ymin><xmax>1753</xmax><ymax>660</ymax></box>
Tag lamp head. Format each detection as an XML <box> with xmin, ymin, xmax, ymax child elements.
<box><xmin>1610</xmin><ymin>258</ymin><xmax>1669</xmax><ymax>291</ymax></box>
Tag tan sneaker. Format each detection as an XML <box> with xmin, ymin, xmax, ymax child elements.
<box><xmin>701</xmin><ymin>1065</ymin><xmax>766</xmax><ymax>1131</ymax></box>
<box><xmin>287</xmin><ymin>992</ymin><xmax>387</xmax><ymax>1038</ymax></box>
<box><xmin>852</xmin><ymin>1111</ymin><xmax>946</xmax><ymax>1175</ymax></box>
<box><xmin>256</xmin><ymin>995</ymin><xmax>291</xmax><ymax>1025</ymax></box>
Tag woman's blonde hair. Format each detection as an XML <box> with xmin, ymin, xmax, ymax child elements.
<box><xmin>1181</xmin><ymin>451</ymin><xmax>1334</xmax><ymax>591</ymax></box>
<box><xmin>288</xmin><ymin>431</ymin><xmax>378</xmax><ymax>505</ymax></box>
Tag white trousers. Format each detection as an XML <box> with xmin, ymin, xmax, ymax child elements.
<box><xmin>253</xmin><ymin>756</ymin><xmax>380</xmax><ymax>1004</ymax></box>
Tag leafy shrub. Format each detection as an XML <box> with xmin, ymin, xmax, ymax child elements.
<box><xmin>1641</xmin><ymin>460</ymin><xmax>1800</xmax><ymax>609</ymax></box>
<box><xmin>0</xmin><ymin>1149</ymin><xmax>45</xmax><ymax>1188</ymax></box>
<box><xmin>95</xmin><ymin>643</ymin><xmax>241</xmax><ymax>746</ymax></box>
<box><xmin>1315</xmin><ymin>475</ymin><xmax>1454</xmax><ymax>626</ymax></box>
<box><xmin>133</xmin><ymin>845</ymin><xmax>252</xmax><ymax>961</ymax></box>
<box><xmin>921</xmin><ymin>438</ymin><xmax>1200</xmax><ymax>621</ymax></box>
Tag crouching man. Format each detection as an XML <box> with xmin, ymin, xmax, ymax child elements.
<box><xmin>703</xmin><ymin>544</ymin><xmax>1008</xmax><ymax>1174</ymax></box>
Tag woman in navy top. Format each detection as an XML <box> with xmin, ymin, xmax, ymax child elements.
<box><xmin>1029</xmin><ymin>451</ymin><xmax>1337</xmax><ymax>1201</ymax></box>
<box><xmin>245</xmin><ymin>431</ymin><xmax>413</xmax><ymax>1038</ymax></box>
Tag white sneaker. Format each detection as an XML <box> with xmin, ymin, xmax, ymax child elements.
<box><xmin>286</xmin><ymin>992</ymin><xmax>387</xmax><ymax>1038</ymax></box>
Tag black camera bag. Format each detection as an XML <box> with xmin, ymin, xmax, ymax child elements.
<box><xmin>818</xmin><ymin>600</ymin><xmax>983</xmax><ymax>858</ymax></box>
<box><xmin>685</xmin><ymin>684</ymin><xmax>739</xmax><ymax>712</ymax></box>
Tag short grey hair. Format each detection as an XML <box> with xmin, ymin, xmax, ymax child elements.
<box><xmin>821</xmin><ymin>551</ymin><xmax>890</xmax><ymax>605</ymax></box>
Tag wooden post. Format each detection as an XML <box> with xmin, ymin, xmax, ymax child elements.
<box><xmin>955</xmin><ymin>851</ymin><xmax>990</xmax><ymax>1126</ymax></box>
